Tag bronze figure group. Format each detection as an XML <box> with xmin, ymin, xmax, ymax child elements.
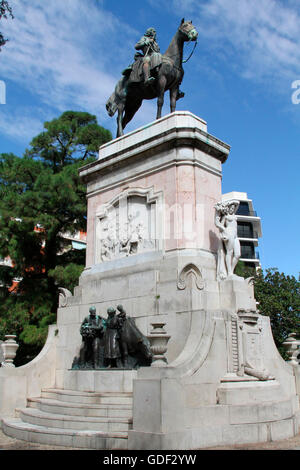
<box><xmin>72</xmin><ymin>305</ymin><xmax>152</xmax><ymax>370</ymax></box>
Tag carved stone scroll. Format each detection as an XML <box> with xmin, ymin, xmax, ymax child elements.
<box><xmin>177</xmin><ymin>263</ymin><xmax>204</xmax><ymax>290</ymax></box>
<box><xmin>58</xmin><ymin>287</ymin><xmax>72</xmax><ymax>308</ymax></box>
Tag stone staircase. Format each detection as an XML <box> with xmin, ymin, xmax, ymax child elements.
<box><xmin>2</xmin><ymin>388</ymin><xmax>133</xmax><ymax>449</ymax></box>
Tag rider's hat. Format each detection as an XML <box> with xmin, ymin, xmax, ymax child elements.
<box><xmin>145</xmin><ymin>27</ymin><xmax>156</xmax><ymax>38</ymax></box>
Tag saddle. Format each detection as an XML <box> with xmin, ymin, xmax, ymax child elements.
<box><xmin>126</xmin><ymin>53</ymin><xmax>163</xmax><ymax>84</ymax></box>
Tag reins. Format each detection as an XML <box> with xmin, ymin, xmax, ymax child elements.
<box><xmin>182</xmin><ymin>39</ymin><xmax>198</xmax><ymax>63</ymax></box>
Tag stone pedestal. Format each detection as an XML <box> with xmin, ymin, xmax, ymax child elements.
<box><xmin>56</xmin><ymin>112</ymin><xmax>232</xmax><ymax>382</ymax></box>
<box><xmin>1</xmin><ymin>112</ymin><xmax>299</xmax><ymax>449</ymax></box>
<box><xmin>78</xmin><ymin>112</ymin><xmax>299</xmax><ymax>448</ymax></box>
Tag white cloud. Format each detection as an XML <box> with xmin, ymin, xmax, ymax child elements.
<box><xmin>0</xmin><ymin>108</ymin><xmax>44</xmax><ymax>141</ymax></box>
<box><xmin>0</xmin><ymin>0</ymin><xmax>135</xmax><ymax>111</ymax></box>
<box><xmin>4</xmin><ymin>0</ymin><xmax>299</xmax><ymax>145</ymax></box>
<box><xmin>0</xmin><ymin>0</ymin><xmax>150</xmax><ymax>141</ymax></box>
<box><xmin>166</xmin><ymin>0</ymin><xmax>300</xmax><ymax>87</ymax></box>
<box><xmin>0</xmin><ymin>0</ymin><xmax>168</xmax><ymax>143</ymax></box>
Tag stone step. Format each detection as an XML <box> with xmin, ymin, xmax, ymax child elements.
<box><xmin>18</xmin><ymin>407</ymin><xmax>132</xmax><ymax>432</ymax></box>
<box><xmin>2</xmin><ymin>417</ymin><xmax>128</xmax><ymax>449</ymax></box>
<box><xmin>28</xmin><ymin>397</ymin><xmax>132</xmax><ymax>418</ymax></box>
<box><xmin>41</xmin><ymin>388</ymin><xmax>133</xmax><ymax>405</ymax></box>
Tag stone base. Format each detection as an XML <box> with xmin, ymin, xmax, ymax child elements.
<box><xmin>217</xmin><ymin>379</ymin><xmax>281</xmax><ymax>405</ymax></box>
<box><xmin>128</xmin><ymin>414</ymin><xmax>298</xmax><ymax>450</ymax></box>
<box><xmin>1</xmin><ymin>112</ymin><xmax>299</xmax><ymax>450</ymax></box>
<box><xmin>63</xmin><ymin>369</ymin><xmax>137</xmax><ymax>393</ymax></box>
<box><xmin>127</xmin><ymin>362</ymin><xmax>299</xmax><ymax>450</ymax></box>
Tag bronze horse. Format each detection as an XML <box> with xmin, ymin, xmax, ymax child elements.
<box><xmin>118</xmin><ymin>316</ymin><xmax>153</xmax><ymax>368</ymax></box>
<box><xmin>72</xmin><ymin>316</ymin><xmax>152</xmax><ymax>369</ymax></box>
<box><xmin>106</xmin><ymin>19</ymin><xmax>198</xmax><ymax>138</ymax></box>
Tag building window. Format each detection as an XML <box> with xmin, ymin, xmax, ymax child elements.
<box><xmin>236</xmin><ymin>201</ymin><xmax>250</xmax><ymax>216</ymax></box>
<box><xmin>240</xmin><ymin>242</ymin><xmax>255</xmax><ymax>259</ymax></box>
<box><xmin>237</xmin><ymin>222</ymin><xmax>254</xmax><ymax>238</ymax></box>
<box><xmin>236</xmin><ymin>201</ymin><xmax>257</xmax><ymax>217</ymax></box>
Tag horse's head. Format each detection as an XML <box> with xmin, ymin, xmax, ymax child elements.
<box><xmin>137</xmin><ymin>337</ymin><xmax>153</xmax><ymax>361</ymax></box>
<box><xmin>178</xmin><ymin>18</ymin><xmax>198</xmax><ymax>42</ymax></box>
<box><xmin>106</xmin><ymin>95</ymin><xmax>118</xmax><ymax>117</ymax></box>
<box><xmin>106</xmin><ymin>76</ymin><xmax>128</xmax><ymax>117</ymax></box>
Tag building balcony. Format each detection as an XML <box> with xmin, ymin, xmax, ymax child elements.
<box><xmin>240</xmin><ymin>250</ymin><xmax>260</xmax><ymax>259</ymax></box>
<box><xmin>236</xmin><ymin>214</ymin><xmax>261</xmax><ymax>223</ymax></box>
<box><xmin>236</xmin><ymin>216</ymin><xmax>262</xmax><ymax>238</ymax></box>
<box><xmin>240</xmin><ymin>251</ymin><xmax>260</xmax><ymax>264</ymax></box>
<box><xmin>238</xmin><ymin>238</ymin><xmax>259</xmax><ymax>248</ymax></box>
<box><xmin>238</xmin><ymin>230</ymin><xmax>259</xmax><ymax>239</ymax></box>
<box><xmin>236</xmin><ymin>209</ymin><xmax>257</xmax><ymax>217</ymax></box>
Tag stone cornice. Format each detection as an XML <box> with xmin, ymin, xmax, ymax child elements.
<box><xmin>79</xmin><ymin>111</ymin><xmax>230</xmax><ymax>184</ymax></box>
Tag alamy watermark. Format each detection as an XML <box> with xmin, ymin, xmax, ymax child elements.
<box><xmin>291</xmin><ymin>80</ymin><xmax>300</xmax><ymax>105</ymax></box>
<box><xmin>0</xmin><ymin>80</ymin><xmax>6</xmax><ymax>104</ymax></box>
<box><xmin>95</xmin><ymin>202</ymin><xmax>206</xmax><ymax>247</ymax></box>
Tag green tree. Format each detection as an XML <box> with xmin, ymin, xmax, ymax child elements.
<box><xmin>254</xmin><ymin>268</ymin><xmax>300</xmax><ymax>356</ymax></box>
<box><xmin>0</xmin><ymin>1</ymin><xmax>13</xmax><ymax>50</ymax></box>
<box><xmin>237</xmin><ymin>265</ymin><xmax>300</xmax><ymax>358</ymax></box>
<box><xmin>0</xmin><ymin>111</ymin><xmax>112</xmax><ymax>364</ymax></box>
<box><xmin>234</xmin><ymin>260</ymin><xmax>255</xmax><ymax>278</ymax></box>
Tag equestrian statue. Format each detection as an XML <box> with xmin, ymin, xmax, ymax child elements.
<box><xmin>106</xmin><ymin>19</ymin><xmax>198</xmax><ymax>138</ymax></box>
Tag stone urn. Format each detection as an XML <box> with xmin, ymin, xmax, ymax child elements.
<box><xmin>1</xmin><ymin>335</ymin><xmax>19</xmax><ymax>367</ymax></box>
<box><xmin>148</xmin><ymin>322</ymin><xmax>170</xmax><ymax>367</ymax></box>
<box><xmin>282</xmin><ymin>333</ymin><xmax>300</xmax><ymax>365</ymax></box>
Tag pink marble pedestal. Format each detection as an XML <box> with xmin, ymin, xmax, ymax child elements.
<box><xmin>80</xmin><ymin>111</ymin><xmax>230</xmax><ymax>268</ymax></box>
<box><xmin>76</xmin><ymin>111</ymin><xmax>231</xmax><ymax>364</ymax></box>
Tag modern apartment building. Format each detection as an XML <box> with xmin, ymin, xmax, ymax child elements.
<box><xmin>59</xmin><ymin>230</ymin><xmax>87</xmax><ymax>251</ymax></box>
<box><xmin>222</xmin><ymin>191</ymin><xmax>262</xmax><ymax>270</ymax></box>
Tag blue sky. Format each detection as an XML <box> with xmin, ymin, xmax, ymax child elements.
<box><xmin>0</xmin><ymin>0</ymin><xmax>299</xmax><ymax>277</ymax></box>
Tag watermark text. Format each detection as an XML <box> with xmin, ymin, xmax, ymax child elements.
<box><xmin>0</xmin><ymin>80</ymin><xmax>6</xmax><ymax>104</ymax></box>
<box><xmin>291</xmin><ymin>80</ymin><xmax>300</xmax><ymax>104</ymax></box>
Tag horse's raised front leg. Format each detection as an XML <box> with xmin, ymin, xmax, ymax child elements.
<box><xmin>170</xmin><ymin>87</ymin><xmax>177</xmax><ymax>114</ymax></box>
<box><xmin>156</xmin><ymin>75</ymin><xmax>167</xmax><ymax>120</ymax></box>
